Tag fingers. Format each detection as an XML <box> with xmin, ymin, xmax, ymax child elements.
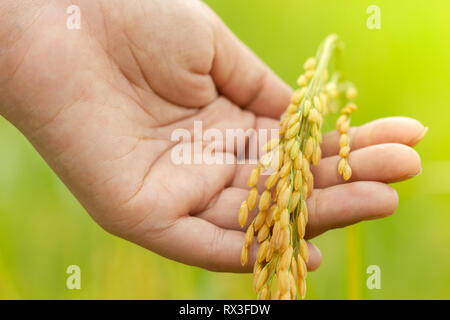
<box><xmin>232</xmin><ymin>142</ymin><xmax>422</xmax><ymax>192</ymax></box>
<box><xmin>321</xmin><ymin>117</ymin><xmax>427</xmax><ymax>157</ymax></box>
<box><xmin>143</xmin><ymin>216</ymin><xmax>251</xmax><ymax>272</ymax></box>
<box><xmin>313</xmin><ymin>143</ymin><xmax>422</xmax><ymax>188</ymax></box>
<box><xmin>210</xmin><ymin>11</ymin><xmax>292</xmax><ymax>118</ymax></box>
<box><xmin>196</xmin><ymin>187</ymin><xmax>321</xmax><ymax>271</ymax></box>
<box><xmin>197</xmin><ymin>181</ymin><xmax>398</xmax><ymax>240</ymax></box>
<box><xmin>196</xmin><ymin>187</ymin><xmax>256</xmax><ymax>230</ymax></box>
<box><xmin>306</xmin><ymin>242</ymin><xmax>322</xmax><ymax>271</ymax></box>
<box><xmin>305</xmin><ymin>182</ymin><xmax>398</xmax><ymax>238</ymax></box>
<box><xmin>139</xmin><ymin>214</ymin><xmax>321</xmax><ymax>273</ymax></box>
<box><xmin>231</xmin><ymin>117</ymin><xmax>425</xmax><ymax>190</ymax></box>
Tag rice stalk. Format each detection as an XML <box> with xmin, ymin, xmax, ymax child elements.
<box><xmin>239</xmin><ymin>34</ymin><xmax>360</xmax><ymax>300</ymax></box>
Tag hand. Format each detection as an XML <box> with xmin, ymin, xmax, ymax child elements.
<box><xmin>0</xmin><ymin>0</ymin><xmax>425</xmax><ymax>272</ymax></box>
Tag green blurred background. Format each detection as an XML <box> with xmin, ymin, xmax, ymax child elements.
<box><xmin>1</xmin><ymin>0</ymin><xmax>449</xmax><ymax>299</ymax></box>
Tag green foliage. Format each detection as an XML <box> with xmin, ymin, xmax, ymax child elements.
<box><xmin>0</xmin><ymin>0</ymin><xmax>449</xmax><ymax>299</ymax></box>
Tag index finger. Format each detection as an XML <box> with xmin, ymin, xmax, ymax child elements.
<box><xmin>209</xmin><ymin>6</ymin><xmax>292</xmax><ymax>119</ymax></box>
<box><xmin>321</xmin><ymin>116</ymin><xmax>427</xmax><ymax>157</ymax></box>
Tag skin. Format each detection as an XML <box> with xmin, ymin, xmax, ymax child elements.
<box><xmin>0</xmin><ymin>0</ymin><xmax>425</xmax><ymax>273</ymax></box>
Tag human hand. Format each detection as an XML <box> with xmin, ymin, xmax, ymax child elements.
<box><xmin>0</xmin><ymin>0</ymin><xmax>425</xmax><ymax>272</ymax></box>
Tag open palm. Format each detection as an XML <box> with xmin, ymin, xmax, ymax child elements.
<box><xmin>0</xmin><ymin>0</ymin><xmax>424</xmax><ymax>272</ymax></box>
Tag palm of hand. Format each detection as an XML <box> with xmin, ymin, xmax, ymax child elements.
<box><xmin>0</xmin><ymin>0</ymin><xmax>424</xmax><ymax>272</ymax></box>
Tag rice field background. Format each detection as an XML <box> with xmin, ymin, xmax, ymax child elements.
<box><xmin>1</xmin><ymin>0</ymin><xmax>449</xmax><ymax>299</ymax></box>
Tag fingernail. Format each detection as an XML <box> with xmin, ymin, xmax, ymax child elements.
<box><xmin>408</xmin><ymin>167</ymin><xmax>422</xmax><ymax>178</ymax></box>
<box><xmin>411</xmin><ymin>126</ymin><xmax>428</xmax><ymax>146</ymax></box>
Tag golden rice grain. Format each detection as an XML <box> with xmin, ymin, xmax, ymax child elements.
<box><xmin>265</xmin><ymin>245</ymin><xmax>275</xmax><ymax>262</ymax></box>
<box><xmin>294</xmin><ymin>153</ymin><xmax>303</xmax><ymax>170</ymax></box>
<box><xmin>310</xmin><ymin>122</ymin><xmax>319</xmax><ymax>138</ymax></box>
<box><xmin>289</xmin><ymin>272</ymin><xmax>297</xmax><ymax>298</ymax></box>
<box><xmin>297</xmin><ymin>74</ymin><xmax>308</xmax><ymax>87</ymax></box>
<box><xmin>294</xmin><ymin>170</ymin><xmax>302</xmax><ymax>191</ymax></box>
<box><xmin>279</xmin><ymin>228</ymin><xmax>290</xmax><ymax>251</ymax></box>
<box><xmin>304</xmin><ymin>57</ymin><xmax>317</xmax><ymax>70</ymax></box>
<box><xmin>338</xmin><ymin>119</ymin><xmax>350</xmax><ymax>133</ymax></box>
<box><xmin>278</xmin><ymin>270</ymin><xmax>290</xmax><ymax>294</ymax></box>
<box><xmin>245</xmin><ymin>224</ymin><xmax>254</xmax><ymax>247</ymax></box>
<box><xmin>301</xmin><ymin>184</ymin><xmax>308</xmax><ymax>199</ymax></box>
<box><xmin>241</xmin><ymin>245</ymin><xmax>249</xmax><ymax>266</ymax></box>
<box><xmin>343</xmin><ymin>163</ymin><xmax>352</xmax><ymax>181</ymax></box>
<box><xmin>338</xmin><ymin>158</ymin><xmax>346</xmax><ymax>175</ymax></box>
<box><xmin>275</xmin><ymin>178</ymin><xmax>287</xmax><ymax>200</ymax></box>
<box><xmin>291</xmin><ymin>88</ymin><xmax>307</xmax><ymax>105</ymax></box>
<box><xmin>297</xmin><ymin>253</ymin><xmax>307</xmax><ymax>279</ymax></box>
<box><xmin>346</xmin><ymin>87</ymin><xmax>358</xmax><ymax>100</ymax></box>
<box><xmin>266</xmin><ymin>205</ymin><xmax>278</xmax><ymax>227</ymax></box>
<box><xmin>345</xmin><ymin>102</ymin><xmax>357</xmax><ymax>113</ymax></box>
<box><xmin>306</xmin><ymin>172</ymin><xmax>314</xmax><ymax>195</ymax></box>
<box><xmin>297</xmin><ymin>214</ymin><xmax>306</xmax><ymax>238</ymax></box>
<box><xmin>256</xmin><ymin>239</ymin><xmax>270</xmax><ymax>263</ymax></box>
<box><xmin>255</xmin><ymin>266</ymin><xmax>268</xmax><ymax>292</ymax></box>
<box><xmin>254</xmin><ymin>210</ymin><xmax>266</xmax><ymax>231</ymax></box>
<box><xmin>305</xmin><ymin>70</ymin><xmax>315</xmax><ymax>80</ymax></box>
<box><xmin>278</xmin><ymin>187</ymin><xmax>291</xmax><ymax>210</ymax></box>
<box><xmin>286</xmin><ymin>122</ymin><xmax>301</xmax><ymax>139</ymax></box>
<box><xmin>248</xmin><ymin>167</ymin><xmax>260</xmax><ymax>188</ymax></box>
<box><xmin>303</xmin><ymin>100</ymin><xmax>311</xmax><ymax>118</ymax></box>
<box><xmin>253</xmin><ymin>262</ymin><xmax>262</xmax><ymax>277</ymax></box>
<box><xmin>288</xmin><ymin>112</ymin><xmax>302</xmax><ymax>127</ymax></box>
<box><xmin>280</xmin><ymin>292</ymin><xmax>291</xmax><ymax>300</ymax></box>
<box><xmin>271</xmin><ymin>148</ymin><xmax>283</xmax><ymax>171</ymax></box>
<box><xmin>339</xmin><ymin>133</ymin><xmax>349</xmax><ymax>148</ymax></box>
<box><xmin>271</xmin><ymin>222</ymin><xmax>281</xmax><ymax>248</ymax></box>
<box><xmin>259</xmin><ymin>190</ymin><xmax>271</xmax><ymax>211</ymax></box>
<box><xmin>339</xmin><ymin>145</ymin><xmax>350</xmax><ymax>158</ymax></box>
<box><xmin>257</xmin><ymin>224</ymin><xmax>270</xmax><ymax>243</ymax></box>
<box><xmin>248</xmin><ymin>188</ymin><xmax>259</xmax><ymax>211</ymax></box>
<box><xmin>336</xmin><ymin>114</ymin><xmax>347</xmax><ymax>128</ymax></box>
<box><xmin>290</xmin><ymin>140</ymin><xmax>301</xmax><ymax>160</ymax></box>
<box><xmin>259</xmin><ymin>285</ymin><xmax>269</xmax><ymax>300</ymax></box>
<box><xmin>286</xmin><ymin>103</ymin><xmax>298</xmax><ymax>114</ymax></box>
<box><xmin>279</xmin><ymin>246</ymin><xmax>294</xmax><ymax>270</ymax></box>
<box><xmin>299</xmin><ymin>278</ymin><xmax>307</xmax><ymax>299</ymax></box>
<box><xmin>264</xmin><ymin>171</ymin><xmax>279</xmax><ymax>190</ymax></box>
<box><xmin>280</xmin><ymin>160</ymin><xmax>292</xmax><ymax>178</ymax></box>
<box><xmin>291</xmin><ymin>258</ymin><xmax>299</xmax><ymax>285</ymax></box>
<box><xmin>312</xmin><ymin>145</ymin><xmax>322</xmax><ymax>165</ymax></box>
<box><xmin>301</xmin><ymin>199</ymin><xmax>309</xmax><ymax>224</ymax></box>
<box><xmin>305</xmin><ymin>137</ymin><xmax>314</xmax><ymax>159</ymax></box>
<box><xmin>290</xmin><ymin>191</ymin><xmax>300</xmax><ymax>212</ymax></box>
<box><xmin>280</xmin><ymin>208</ymin><xmax>290</xmax><ymax>229</ymax></box>
<box><xmin>302</xmin><ymin>158</ymin><xmax>310</xmax><ymax>175</ymax></box>
<box><xmin>299</xmin><ymin>239</ymin><xmax>309</xmax><ymax>263</ymax></box>
<box><xmin>308</xmin><ymin>108</ymin><xmax>320</xmax><ymax>123</ymax></box>
<box><xmin>313</xmin><ymin>96</ymin><xmax>322</xmax><ymax>113</ymax></box>
<box><xmin>239</xmin><ymin>201</ymin><xmax>249</xmax><ymax>228</ymax></box>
